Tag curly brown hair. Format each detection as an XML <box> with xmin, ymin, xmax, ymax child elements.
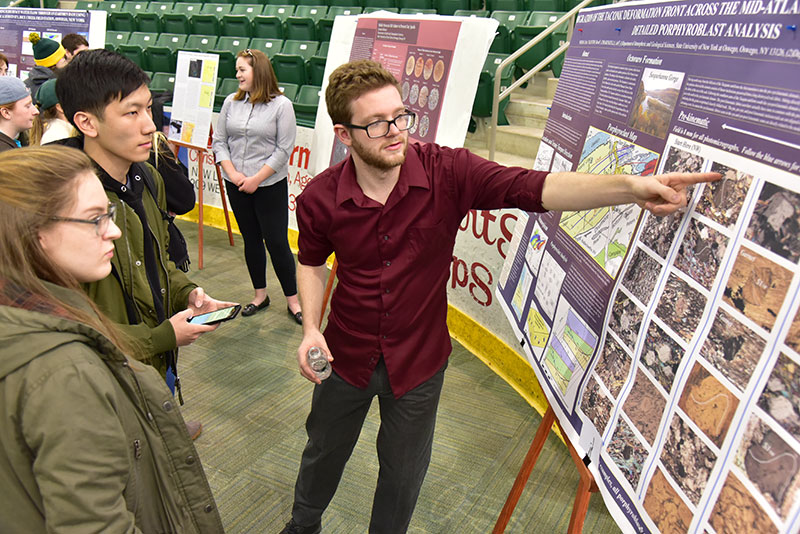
<box><xmin>325</xmin><ymin>60</ymin><xmax>400</xmax><ymax>125</ymax></box>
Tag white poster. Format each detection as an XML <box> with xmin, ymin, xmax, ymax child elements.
<box><xmin>169</xmin><ymin>51</ymin><xmax>218</xmax><ymax>149</ymax></box>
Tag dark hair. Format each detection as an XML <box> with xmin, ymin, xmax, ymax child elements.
<box><xmin>0</xmin><ymin>52</ymin><xmax>7</xmax><ymax>67</ymax></box>
<box><xmin>62</xmin><ymin>33</ymin><xmax>89</xmax><ymax>53</ymax></box>
<box><xmin>233</xmin><ymin>49</ymin><xmax>281</xmax><ymax>105</ymax></box>
<box><xmin>56</xmin><ymin>49</ymin><xmax>150</xmax><ymax>128</ymax></box>
<box><xmin>326</xmin><ymin>60</ymin><xmax>401</xmax><ymax>125</ymax></box>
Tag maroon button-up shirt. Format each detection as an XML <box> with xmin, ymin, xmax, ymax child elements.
<box><xmin>297</xmin><ymin>142</ymin><xmax>548</xmax><ymax>398</ymax></box>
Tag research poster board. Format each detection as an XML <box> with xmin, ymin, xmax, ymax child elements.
<box><xmin>0</xmin><ymin>7</ymin><xmax>105</xmax><ymax>79</ymax></box>
<box><xmin>169</xmin><ymin>51</ymin><xmax>218</xmax><ymax>149</ymax></box>
<box><xmin>308</xmin><ymin>13</ymin><xmax>498</xmax><ymax>175</ymax></box>
<box><xmin>495</xmin><ymin>1</ymin><xmax>800</xmax><ymax>533</ymax></box>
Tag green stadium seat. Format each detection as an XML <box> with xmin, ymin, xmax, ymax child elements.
<box><xmin>215</xmin><ymin>78</ymin><xmax>239</xmax><ymax>110</ymax></box>
<box><xmin>529</xmin><ymin>0</ymin><xmax>562</xmax><ymax>9</ymax></box>
<box><xmin>249</xmin><ymin>38</ymin><xmax>283</xmax><ymax>55</ymax></box>
<box><xmin>278</xmin><ymin>82</ymin><xmax>298</xmax><ymax>101</ymax></box>
<box><xmin>150</xmin><ymin>72</ymin><xmax>176</xmax><ymax>93</ymax></box>
<box><xmin>98</xmin><ymin>1</ymin><xmax>123</xmax><ymax>11</ymax></box>
<box><xmin>173</xmin><ymin>2</ymin><xmax>201</xmax><ymax>14</ymax></box>
<box><xmin>285</xmin><ymin>17</ymin><xmax>317</xmax><ymax>41</ymax></box>
<box><xmin>135</xmin><ymin>12</ymin><xmax>162</xmax><ymax>33</ymax></box>
<box><xmin>328</xmin><ymin>0</ymin><xmax>361</xmax><ymax>5</ymax></box>
<box><xmin>117</xmin><ymin>44</ymin><xmax>146</xmax><ymax>68</ymax></box>
<box><xmin>272</xmin><ymin>53</ymin><xmax>308</xmax><ymax>86</ymax></box>
<box><xmin>363</xmin><ymin>6</ymin><xmax>398</xmax><ymax>12</ymax></box>
<box><xmin>262</xmin><ymin>4</ymin><xmax>294</xmax><ymax>19</ymax></box>
<box><xmin>200</xmin><ymin>3</ymin><xmax>232</xmax><ymax>14</ymax></box>
<box><xmin>453</xmin><ymin>8</ymin><xmax>488</xmax><ymax>16</ymax></box>
<box><xmin>109</xmin><ymin>12</ymin><xmax>137</xmax><ymax>32</ymax></box>
<box><xmin>183</xmin><ymin>34</ymin><xmax>217</xmax><ymax>52</ymax></box>
<box><xmin>490</xmin><ymin>11</ymin><xmax>528</xmax><ymax>53</ymax></box>
<box><xmin>208</xmin><ymin>49</ymin><xmax>236</xmax><ymax>78</ymax></box>
<box><xmin>317</xmin><ymin>41</ymin><xmax>329</xmax><ymax>56</ymax></box>
<box><xmin>487</xmin><ymin>0</ymin><xmax>524</xmax><ymax>9</ymax></box>
<box><xmin>397</xmin><ymin>0</ymin><xmax>432</xmax><ymax>8</ymax></box>
<box><xmin>121</xmin><ymin>0</ymin><xmax>147</xmax><ymax>13</ymax></box>
<box><xmin>472</xmin><ymin>52</ymin><xmax>512</xmax><ymax>121</ymax></box>
<box><xmin>141</xmin><ymin>70</ymin><xmax>153</xmax><ymax>80</ymax></box>
<box><xmin>293</xmin><ymin>84</ymin><xmax>321</xmax><ymax>128</ymax></box>
<box><xmin>327</xmin><ymin>6</ymin><xmax>362</xmax><ymax>15</ymax></box>
<box><xmin>221</xmin><ymin>15</ymin><xmax>253</xmax><ymax>37</ymax></box>
<box><xmin>161</xmin><ymin>13</ymin><xmax>191</xmax><ymax>34</ymax></box>
<box><xmin>149</xmin><ymin>1</ymin><xmax>174</xmax><ymax>14</ymax></box>
<box><xmin>363</xmin><ymin>0</ymin><xmax>397</xmax><ymax>8</ymax></box>
<box><xmin>155</xmin><ymin>33</ymin><xmax>187</xmax><ymax>51</ymax></box>
<box><xmin>282</xmin><ymin>40</ymin><xmax>318</xmax><ymax>60</ymax></box>
<box><xmin>144</xmin><ymin>45</ymin><xmax>176</xmax><ymax>73</ymax></box>
<box><xmin>191</xmin><ymin>14</ymin><xmax>221</xmax><ymax>35</ymax></box>
<box><xmin>293</xmin><ymin>5</ymin><xmax>327</xmax><ymax>20</ymax></box>
<box><xmin>230</xmin><ymin>4</ymin><xmax>263</xmax><ymax>19</ymax></box>
<box><xmin>399</xmin><ymin>7</ymin><xmax>435</xmax><ymax>13</ymax></box>
<box><xmin>436</xmin><ymin>0</ymin><xmax>469</xmax><ymax>14</ymax></box>
<box><xmin>128</xmin><ymin>31</ymin><xmax>158</xmax><ymax>47</ymax></box>
<box><xmin>75</xmin><ymin>1</ymin><xmax>101</xmax><ymax>9</ymax></box>
<box><xmin>216</xmin><ymin>36</ymin><xmax>251</xmax><ymax>53</ymax></box>
<box><xmin>306</xmin><ymin>55</ymin><xmax>326</xmax><ymax>85</ymax></box>
<box><xmin>252</xmin><ymin>16</ymin><xmax>284</xmax><ymax>39</ymax></box>
<box><xmin>105</xmin><ymin>30</ymin><xmax>130</xmax><ymax>50</ymax></box>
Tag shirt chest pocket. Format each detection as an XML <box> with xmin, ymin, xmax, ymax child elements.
<box><xmin>407</xmin><ymin>219</ymin><xmax>450</xmax><ymax>262</ymax></box>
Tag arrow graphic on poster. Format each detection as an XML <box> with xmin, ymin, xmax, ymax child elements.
<box><xmin>721</xmin><ymin>123</ymin><xmax>800</xmax><ymax>151</ymax></box>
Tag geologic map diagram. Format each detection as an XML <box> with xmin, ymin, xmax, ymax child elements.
<box><xmin>559</xmin><ymin>127</ymin><xmax>659</xmax><ymax>278</ymax></box>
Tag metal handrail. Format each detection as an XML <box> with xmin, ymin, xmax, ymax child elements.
<box><xmin>487</xmin><ymin>0</ymin><xmax>596</xmax><ymax>160</ymax></box>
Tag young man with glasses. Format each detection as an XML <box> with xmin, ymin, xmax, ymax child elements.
<box><xmin>54</xmin><ymin>50</ymin><xmax>234</xmax><ymax>439</ymax></box>
<box><xmin>282</xmin><ymin>59</ymin><xmax>719</xmax><ymax>534</ymax></box>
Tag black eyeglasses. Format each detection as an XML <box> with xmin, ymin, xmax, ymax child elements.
<box><xmin>340</xmin><ymin>111</ymin><xmax>417</xmax><ymax>139</ymax></box>
<box><xmin>51</xmin><ymin>203</ymin><xmax>117</xmax><ymax>237</ymax></box>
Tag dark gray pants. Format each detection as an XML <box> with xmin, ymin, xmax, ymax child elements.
<box><xmin>291</xmin><ymin>359</ymin><xmax>446</xmax><ymax>533</ymax></box>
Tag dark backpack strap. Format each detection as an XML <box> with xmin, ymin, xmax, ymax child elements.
<box><xmin>110</xmin><ymin>264</ymin><xmax>140</xmax><ymax>325</ymax></box>
<box><xmin>138</xmin><ymin>163</ymin><xmax>191</xmax><ymax>272</ymax></box>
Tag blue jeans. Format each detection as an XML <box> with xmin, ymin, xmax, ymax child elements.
<box><xmin>291</xmin><ymin>358</ymin><xmax>446</xmax><ymax>533</ymax></box>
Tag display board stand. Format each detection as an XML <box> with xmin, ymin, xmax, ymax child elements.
<box><xmin>493</xmin><ymin>403</ymin><xmax>598</xmax><ymax>534</ymax></box>
<box><xmin>170</xmin><ymin>127</ymin><xmax>234</xmax><ymax>269</ymax></box>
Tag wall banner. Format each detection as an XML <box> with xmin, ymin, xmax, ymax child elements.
<box><xmin>496</xmin><ymin>1</ymin><xmax>800</xmax><ymax>533</ymax></box>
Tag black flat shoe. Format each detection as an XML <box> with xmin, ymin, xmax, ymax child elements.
<box><xmin>288</xmin><ymin>306</ymin><xmax>302</xmax><ymax>325</ymax></box>
<box><xmin>242</xmin><ymin>296</ymin><xmax>270</xmax><ymax>317</ymax></box>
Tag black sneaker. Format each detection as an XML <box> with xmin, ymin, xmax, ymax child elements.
<box><xmin>279</xmin><ymin>520</ymin><xmax>321</xmax><ymax>534</ymax></box>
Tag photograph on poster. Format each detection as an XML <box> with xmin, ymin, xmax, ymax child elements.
<box><xmin>628</xmin><ymin>68</ymin><xmax>685</xmax><ymax>139</ymax></box>
<box><xmin>673</xmin><ymin>218</ymin><xmax>729</xmax><ymax>291</ymax></box>
<box><xmin>544</xmin><ymin>299</ymin><xmax>597</xmax><ymax>402</ymax></box>
<box><xmin>580</xmin><ymin>376</ymin><xmax>614</xmax><ymax>435</ymax></box>
<box><xmin>623</xmin><ymin>368</ymin><xmax>667</xmax><ymax>447</ymax></box>
<box><xmin>758</xmin><ymin>352</ymin><xmax>800</xmax><ymax>442</ymax></box>
<box><xmin>607</xmin><ymin>291</ymin><xmax>643</xmax><ymax>353</ymax></box>
<box><xmin>786</xmin><ymin>307</ymin><xmax>800</xmax><ymax>354</ymax></box>
<box><xmin>641</xmin><ymin>320</ymin><xmax>685</xmax><ymax>394</ymax></box>
<box><xmin>643</xmin><ymin>468</ymin><xmax>693</xmax><ymax>534</ymax></box>
<box><xmin>744</xmin><ymin>182</ymin><xmax>800</xmax><ymax>264</ymax></box>
<box><xmin>621</xmin><ymin>247</ymin><xmax>663</xmax><ymax>306</ymax></box>
<box><xmin>607</xmin><ymin>416</ymin><xmax>649</xmax><ymax>490</ymax></box>
<box><xmin>735</xmin><ymin>414</ymin><xmax>800</xmax><ymax>520</ymax></box>
<box><xmin>660</xmin><ymin>412</ymin><xmax>717</xmax><ymax>505</ymax></box>
<box><xmin>708</xmin><ymin>471</ymin><xmax>778</xmax><ymax>534</ymax></box>
<box><xmin>654</xmin><ymin>273</ymin><xmax>707</xmax><ymax>343</ymax></box>
<box><xmin>638</xmin><ymin>210</ymin><xmax>684</xmax><ymax>259</ymax></box>
<box><xmin>722</xmin><ymin>247</ymin><xmax>793</xmax><ymax>333</ymax></box>
<box><xmin>700</xmin><ymin>308</ymin><xmax>766</xmax><ymax>392</ymax></box>
<box><xmin>663</xmin><ymin>144</ymin><xmax>706</xmax><ymax>174</ymax></box>
<box><xmin>695</xmin><ymin>162</ymin><xmax>753</xmax><ymax>228</ymax></box>
<box><xmin>677</xmin><ymin>361</ymin><xmax>739</xmax><ymax>448</ymax></box>
<box><xmin>594</xmin><ymin>335</ymin><xmax>632</xmax><ymax>400</ymax></box>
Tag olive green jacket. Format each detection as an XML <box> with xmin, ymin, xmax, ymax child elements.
<box><xmin>0</xmin><ymin>280</ymin><xmax>225</xmax><ymax>533</ymax></box>
<box><xmin>83</xmin><ymin>161</ymin><xmax>197</xmax><ymax>374</ymax></box>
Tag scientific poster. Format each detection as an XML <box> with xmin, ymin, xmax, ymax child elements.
<box><xmin>169</xmin><ymin>51</ymin><xmax>218</xmax><ymax>149</ymax></box>
<box><xmin>496</xmin><ymin>1</ymin><xmax>800</xmax><ymax>533</ymax></box>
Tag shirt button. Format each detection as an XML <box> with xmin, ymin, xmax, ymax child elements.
<box><xmin>383</xmin><ymin>235</ymin><xmax>389</xmax><ymax>241</ymax></box>
<box><xmin>204</xmin><ymin>504</ymin><xmax>214</xmax><ymax>513</ymax></box>
<box><xmin>121</xmin><ymin>186</ymin><xmax>127</xmax><ymax>192</ymax></box>
<box><xmin>385</xmin><ymin>261</ymin><xmax>391</xmax><ymax>267</ymax></box>
<box><xmin>185</xmin><ymin>455</ymin><xmax>195</xmax><ymax>465</ymax></box>
<box><xmin>161</xmin><ymin>288</ymin><xmax>166</xmax><ymax>294</ymax></box>
<box><xmin>135</xmin><ymin>260</ymin><xmax>142</xmax><ymax>266</ymax></box>
<box><xmin>162</xmin><ymin>401</ymin><xmax>173</xmax><ymax>412</ymax></box>
<box><xmin>385</xmin><ymin>312</ymin><xmax>389</xmax><ymax>317</ymax></box>
<box><xmin>385</xmin><ymin>289</ymin><xmax>390</xmax><ymax>294</ymax></box>
<box><xmin>382</xmin><ymin>335</ymin><xmax>387</xmax><ymax>339</ymax></box>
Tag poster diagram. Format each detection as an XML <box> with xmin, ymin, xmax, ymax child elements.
<box><xmin>496</xmin><ymin>1</ymin><xmax>800</xmax><ymax>533</ymax></box>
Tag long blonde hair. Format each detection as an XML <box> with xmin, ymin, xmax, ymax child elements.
<box><xmin>28</xmin><ymin>105</ymin><xmax>59</xmax><ymax>146</ymax></box>
<box><xmin>0</xmin><ymin>146</ymin><xmax>134</xmax><ymax>353</ymax></box>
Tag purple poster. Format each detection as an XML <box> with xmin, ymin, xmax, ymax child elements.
<box><xmin>496</xmin><ymin>1</ymin><xmax>800</xmax><ymax>532</ymax></box>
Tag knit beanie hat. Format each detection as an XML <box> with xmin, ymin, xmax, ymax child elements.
<box><xmin>0</xmin><ymin>76</ymin><xmax>29</xmax><ymax>106</ymax></box>
<box><xmin>29</xmin><ymin>32</ymin><xmax>66</xmax><ymax>68</ymax></box>
<box><xmin>35</xmin><ymin>78</ymin><xmax>59</xmax><ymax>110</ymax></box>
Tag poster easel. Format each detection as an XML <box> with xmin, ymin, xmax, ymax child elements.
<box><xmin>493</xmin><ymin>402</ymin><xmax>599</xmax><ymax>533</ymax></box>
<box><xmin>170</xmin><ymin>127</ymin><xmax>234</xmax><ymax>270</ymax></box>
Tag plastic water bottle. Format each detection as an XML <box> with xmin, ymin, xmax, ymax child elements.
<box><xmin>307</xmin><ymin>346</ymin><xmax>331</xmax><ymax>380</ymax></box>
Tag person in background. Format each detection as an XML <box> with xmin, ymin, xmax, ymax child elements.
<box><xmin>24</xmin><ymin>33</ymin><xmax>67</xmax><ymax>97</ymax></box>
<box><xmin>62</xmin><ymin>33</ymin><xmax>89</xmax><ymax>61</ymax></box>
<box><xmin>0</xmin><ymin>53</ymin><xmax>8</xmax><ymax>75</ymax></box>
<box><xmin>29</xmin><ymin>78</ymin><xmax>76</xmax><ymax>145</ymax></box>
<box><xmin>212</xmin><ymin>49</ymin><xmax>301</xmax><ymax>323</ymax></box>
<box><xmin>0</xmin><ymin>76</ymin><xmax>38</xmax><ymax>152</ymax></box>
<box><xmin>0</xmin><ymin>146</ymin><xmax>225</xmax><ymax>534</ymax></box>
<box><xmin>57</xmin><ymin>49</ymin><xmax>234</xmax><ymax>439</ymax></box>
<box><xmin>279</xmin><ymin>59</ymin><xmax>721</xmax><ymax>534</ymax></box>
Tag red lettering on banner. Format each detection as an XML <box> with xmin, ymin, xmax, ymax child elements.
<box><xmin>288</xmin><ymin>193</ymin><xmax>297</xmax><ymax>212</ymax></box>
<box><xmin>498</xmin><ymin>212</ymin><xmax>517</xmax><ymax>259</ymax></box>
<box><xmin>450</xmin><ymin>256</ymin><xmax>468</xmax><ymax>289</ymax></box>
<box><xmin>290</xmin><ymin>145</ymin><xmax>311</xmax><ymax>169</ymax></box>
<box><xmin>451</xmin><ymin>256</ymin><xmax>494</xmax><ymax>307</ymax></box>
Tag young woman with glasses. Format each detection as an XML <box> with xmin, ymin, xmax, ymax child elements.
<box><xmin>0</xmin><ymin>146</ymin><xmax>224</xmax><ymax>533</ymax></box>
<box><xmin>212</xmin><ymin>48</ymin><xmax>302</xmax><ymax>323</ymax></box>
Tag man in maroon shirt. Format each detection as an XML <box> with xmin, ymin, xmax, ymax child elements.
<box><xmin>281</xmin><ymin>60</ymin><xmax>719</xmax><ymax>534</ymax></box>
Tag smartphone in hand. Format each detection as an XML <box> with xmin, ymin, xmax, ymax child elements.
<box><xmin>188</xmin><ymin>304</ymin><xmax>242</xmax><ymax>325</ymax></box>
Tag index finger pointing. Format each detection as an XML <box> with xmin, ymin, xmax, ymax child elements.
<box><xmin>665</xmin><ymin>172</ymin><xmax>722</xmax><ymax>186</ymax></box>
